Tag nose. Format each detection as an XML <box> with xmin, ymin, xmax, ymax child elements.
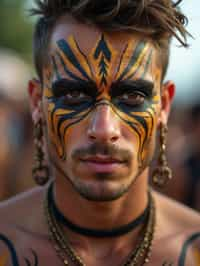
<box><xmin>87</xmin><ymin>103</ymin><xmax>120</xmax><ymax>143</ymax></box>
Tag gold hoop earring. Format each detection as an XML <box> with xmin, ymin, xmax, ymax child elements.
<box><xmin>152</xmin><ymin>123</ymin><xmax>172</xmax><ymax>188</ymax></box>
<box><xmin>32</xmin><ymin>118</ymin><xmax>49</xmax><ymax>186</ymax></box>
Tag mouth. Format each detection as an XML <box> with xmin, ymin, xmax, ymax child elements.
<box><xmin>79</xmin><ymin>155</ymin><xmax>126</xmax><ymax>173</ymax></box>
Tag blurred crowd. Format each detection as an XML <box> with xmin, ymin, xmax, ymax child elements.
<box><xmin>164</xmin><ymin>104</ymin><xmax>200</xmax><ymax>211</ymax></box>
<box><xmin>0</xmin><ymin>50</ymin><xmax>35</xmax><ymax>200</ymax></box>
<box><xmin>0</xmin><ymin>50</ymin><xmax>199</xmax><ymax>212</ymax></box>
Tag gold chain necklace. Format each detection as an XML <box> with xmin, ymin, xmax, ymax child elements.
<box><xmin>45</xmin><ymin>186</ymin><xmax>156</xmax><ymax>266</ymax></box>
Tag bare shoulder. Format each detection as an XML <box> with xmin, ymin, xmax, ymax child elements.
<box><xmin>154</xmin><ymin>190</ymin><xmax>200</xmax><ymax>232</ymax></box>
<box><xmin>0</xmin><ymin>185</ymin><xmax>48</xmax><ymax>238</ymax></box>
<box><xmin>151</xmin><ymin>191</ymin><xmax>200</xmax><ymax>265</ymax></box>
<box><xmin>0</xmin><ymin>186</ymin><xmax>55</xmax><ymax>265</ymax></box>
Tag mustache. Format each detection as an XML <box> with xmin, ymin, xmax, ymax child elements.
<box><xmin>72</xmin><ymin>142</ymin><xmax>132</xmax><ymax>164</ymax></box>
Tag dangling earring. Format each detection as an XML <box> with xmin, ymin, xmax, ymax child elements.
<box><xmin>32</xmin><ymin>116</ymin><xmax>49</xmax><ymax>186</ymax></box>
<box><xmin>152</xmin><ymin>123</ymin><xmax>172</xmax><ymax>188</ymax></box>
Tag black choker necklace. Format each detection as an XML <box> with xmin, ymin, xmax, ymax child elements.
<box><xmin>48</xmin><ymin>183</ymin><xmax>151</xmax><ymax>238</ymax></box>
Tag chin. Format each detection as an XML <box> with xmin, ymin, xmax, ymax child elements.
<box><xmin>69</xmin><ymin>175</ymin><xmax>134</xmax><ymax>202</ymax></box>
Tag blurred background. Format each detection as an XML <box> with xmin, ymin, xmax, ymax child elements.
<box><xmin>0</xmin><ymin>0</ymin><xmax>199</xmax><ymax>211</ymax></box>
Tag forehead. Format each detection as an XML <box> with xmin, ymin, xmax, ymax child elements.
<box><xmin>48</xmin><ymin>15</ymin><xmax>161</xmax><ymax>86</ymax></box>
<box><xmin>50</xmin><ymin>15</ymin><xmax>156</xmax><ymax>56</ymax></box>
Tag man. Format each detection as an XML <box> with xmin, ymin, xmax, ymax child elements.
<box><xmin>0</xmin><ymin>0</ymin><xmax>199</xmax><ymax>265</ymax></box>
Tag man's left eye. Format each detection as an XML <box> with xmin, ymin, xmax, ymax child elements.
<box><xmin>66</xmin><ymin>90</ymin><xmax>86</xmax><ymax>99</ymax></box>
<box><xmin>116</xmin><ymin>91</ymin><xmax>146</xmax><ymax>106</ymax></box>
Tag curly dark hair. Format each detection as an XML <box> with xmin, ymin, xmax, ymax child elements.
<box><xmin>31</xmin><ymin>0</ymin><xmax>189</xmax><ymax>82</ymax></box>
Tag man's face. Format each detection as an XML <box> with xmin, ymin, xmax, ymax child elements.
<box><xmin>41</xmin><ymin>16</ymin><xmax>164</xmax><ymax>201</ymax></box>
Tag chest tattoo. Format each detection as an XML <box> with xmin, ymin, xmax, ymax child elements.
<box><xmin>178</xmin><ymin>232</ymin><xmax>200</xmax><ymax>266</ymax></box>
<box><xmin>0</xmin><ymin>234</ymin><xmax>39</xmax><ymax>266</ymax></box>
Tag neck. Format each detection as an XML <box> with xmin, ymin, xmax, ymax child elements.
<box><xmin>54</xmin><ymin>169</ymin><xmax>149</xmax><ymax>233</ymax></box>
<box><xmin>47</xmin><ymin>168</ymin><xmax>154</xmax><ymax>264</ymax></box>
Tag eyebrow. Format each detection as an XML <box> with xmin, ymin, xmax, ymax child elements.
<box><xmin>110</xmin><ymin>79</ymin><xmax>154</xmax><ymax>97</ymax></box>
<box><xmin>51</xmin><ymin>78</ymin><xmax>98</xmax><ymax>98</ymax></box>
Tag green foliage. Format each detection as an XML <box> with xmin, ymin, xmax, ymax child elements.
<box><xmin>0</xmin><ymin>0</ymin><xmax>34</xmax><ymax>62</ymax></box>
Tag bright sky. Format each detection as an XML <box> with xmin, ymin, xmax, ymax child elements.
<box><xmin>165</xmin><ymin>1</ymin><xmax>200</xmax><ymax>104</ymax></box>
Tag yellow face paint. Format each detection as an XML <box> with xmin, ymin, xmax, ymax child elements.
<box><xmin>43</xmin><ymin>34</ymin><xmax>160</xmax><ymax>166</ymax></box>
<box><xmin>0</xmin><ymin>252</ymin><xmax>8</xmax><ymax>266</ymax></box>
<box><xmin>193</xmin><ymin>248</ymin><xmax>200</xmax><ymax>265</ymax></box>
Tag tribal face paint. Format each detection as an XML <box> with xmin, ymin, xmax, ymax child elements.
<box><xmin>42</xmin><ymin>21</ymin><xmax>162</xmax><ymax>200</ymax></box>
<box><xmin>44</xmin><ymin>34</ymin><xmax>159</xmax><ymax>160</ymax></box>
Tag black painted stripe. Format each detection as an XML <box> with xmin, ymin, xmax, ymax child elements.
<box><xmin>24</xmin><ymin>258</ymin><xmax>31</xmax><ymax>266</ymax></box>
<box><xmin>141</xmin><ymin>49</ymin><xmax>153</xmax><ymax>79</ymax></box>
<box><xmin>51</xmin><ymin>56</ymin><xmax>61</xmax><ymax>80</ymax></box>
<box><xmin>118</xmin><ymin>41</ymin><xmax>146</xmax><ymax>82</ymax></box>
<box><xmin>74</xmin><ymin>38</ymin><xmax>94</xmax><ymax>80</ymax></box>
<box><xmin>57</xmin><ymin>39</ymin><xmax>91</xmax><ymax>81</ymax></box>
<box><xmin>24</xmin><ymin>250</ymin><xmax>39</xmax><ymax>266</ymax></box>
<box><xmin>56</xmin><ymin>52</ymin><xmax>86</xmax><ymax>83</ymax></box>
<box><xmin>31</xmin><ymin>250</ymin><xmax>39</xmax><ymax>266</ymax></box>
<box><xmin>178</xmin><ymin>232</ymin><xmax>200</xmax><ymax>266</ymax></box>
<box><xmin>94</xmin><ymin>35</ymin><xmax>111</xmax><ymax>62</ymax></box>
<box><xmin>114</xmin><ymin>43</ymin><xmax>129</xmax><ymax>81</ymax></box>
<box><xmin>107</xmin><ymin>104</ymin><xmax>143</xmax><ymax>163</ymax></box>
<box><xmin>60</xmin><ymin>109</ymin><xmax>93</xmax><ymax>160</ymax></box>
<box><xmin>0</xmin><ymin>234</ymin><xmax>20</xmax><ymax>266</ymax></box>
<box><xmin>125</xmin><ymin>48</ymin><xmax>153</xmax><ymax>81</ymax></box>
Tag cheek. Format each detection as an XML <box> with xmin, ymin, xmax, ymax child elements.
<box><xmin>44</xmin><ymin>98</ymin><xmax>89</xmax><ymax>160</ymax></box>
<box><xmin>64</xmin><ymin>120</ymin><xmax>87</xmax><ymax>155</ymax></box>
<box><xmin>140</xmin><ymin>120</ymin><xmax>157</xmax><ymax>161</ymax></box>
<box><xmin>115</xmin><ymin>105</ymin><xmax>158</xmax><ymax>165</ymax></box>
<box><xmin>121</xmin><ymin>121</ymin><xmax>141</xmax><ymax>152</ymax></box>
<box><xmin>139</xmin><ymin>111</ymin><xmax>158</xmax><ymax>163</ymax></box>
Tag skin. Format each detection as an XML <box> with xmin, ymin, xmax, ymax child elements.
<box><xmin>41</xmin><ymin>17</ymin><xmax>165</xmax><ymax>206</ymax></box>
<box><xmin>0</xmin><ymin>15</ymin><xmax>199</xmax><ymax>266</ymax></box>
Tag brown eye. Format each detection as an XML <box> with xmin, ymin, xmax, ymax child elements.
<box><xmin>63</xmin><ymin>90</ymin><xmax>92</xmax><ymax>105</ymax></box>
<box><xmin>118</xmin><ymin>91</ymin><xmax>145</xmax><ymax>106</ymax></box>
<box><xmin>66</xmin><ymin>90</ymin><xmax>85</xmax><ymax>99</ymax></box>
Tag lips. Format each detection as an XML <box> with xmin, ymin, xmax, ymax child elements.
<box><xmin>81</xmin><ymin>155</ymin><xmax>124</xmax><ymax>164</ymax></box>
<box><xmin>79</xmin><ymin>155</ymin><xmax>125</xmax><ymax>173</ymax></box>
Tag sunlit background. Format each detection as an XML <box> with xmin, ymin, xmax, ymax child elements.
<box><xmin>166</xmin><ymin>1</ymin><xmax>200</xmax><ymax>104</ymax></box>
<box><xmin>0</xmin><ymin>0</ymin><xmax>199</xmax><ymax>211</ymax></box>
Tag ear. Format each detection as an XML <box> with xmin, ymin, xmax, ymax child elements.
<box><xmin>28</xmin><ymin>78</ymin><xmax>43</xmax><ymax>123</ymax></box>
<box><xmin>159</xmin><ymin>80</ymin><xmax>175</xmax><ymax>125</ymax></box>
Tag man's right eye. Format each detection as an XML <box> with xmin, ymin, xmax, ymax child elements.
<box><xmin>65</xmin><ymin>90</ymin><xmax>86</xmax><ymax>99</ymax></box>
<box><xmin>55</xmin><ymin>88</ymin><xmax>92</xmax><ymax>105</ymax></box>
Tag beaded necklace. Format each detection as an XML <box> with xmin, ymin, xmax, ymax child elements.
<box><xmin>45</xmin><ymin>184</ymin><xmax>156</xmax><ymax>266</ymax></box>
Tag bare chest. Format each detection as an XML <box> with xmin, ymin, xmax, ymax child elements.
<box><xmin>0</xmin><ymin>233</ymin><xmax>199</xmax><ymax>266</ymax></box>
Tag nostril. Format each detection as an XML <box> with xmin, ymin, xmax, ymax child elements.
<box><xmin>111</xmin><ymin>136</ymin><xmax>119</xmax><ymax>142</ymax></box>
<box><xmin>89</xmin><ymin>134</ymin><xmax>96</xmax><ymax>140</ymax></box>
